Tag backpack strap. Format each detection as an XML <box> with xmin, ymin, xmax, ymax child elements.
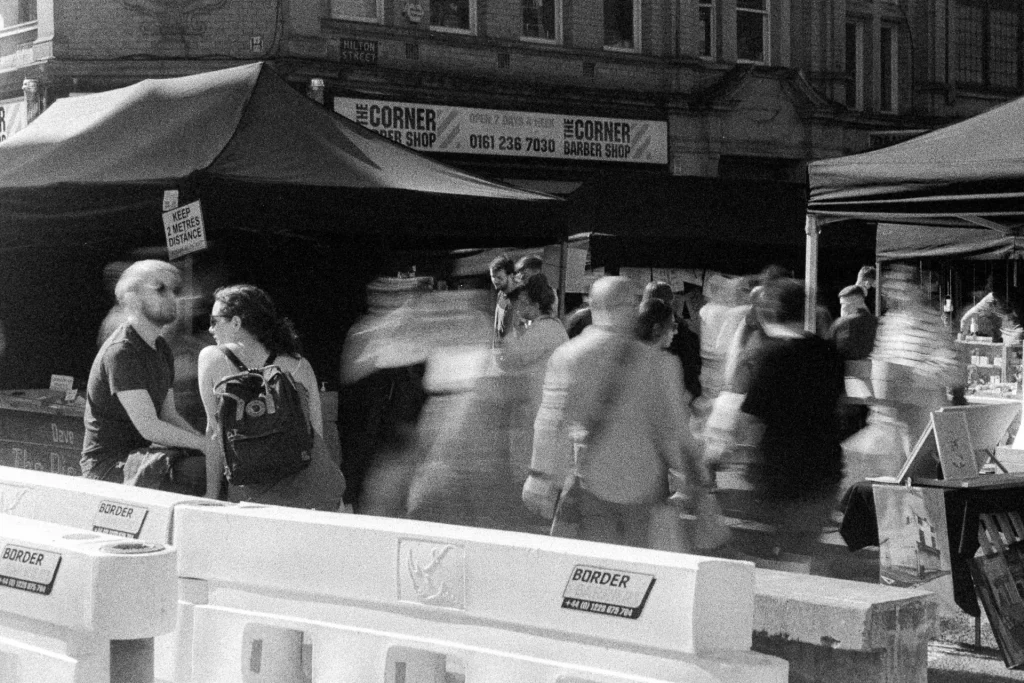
<box><xmin>221</xmin><ymin>347</ymin><xmax>249</xmax><ymax>372</ymax></box>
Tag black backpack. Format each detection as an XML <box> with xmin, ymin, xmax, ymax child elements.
<box><xmin>214</xmin><ymin>348</ymin><xmax>314</xmax><ymax>486</ymax></box>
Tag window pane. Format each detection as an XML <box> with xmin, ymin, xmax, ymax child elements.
<box><xmin>431</xmin><ymin>0</ymin><xmax>470</xmax><ymax>29</ymax></box>
<box><xmin>604</xmin><ymin>0</ymin><xmax>634</xmax><ymax>48</ymax></box>
<box><xmin>699</xmin><ymin>3</ymin><xmax>713</xmax><ymax>57</ymax></box>
<box><xmin>880</xmin><ymin>26</ymin><xmax>894</xmax><ymax>111</ymax></box>
<box><xmin>18</xmin><ymin>0</ymin><xmax>36</xmax><ymax>23</ymax></box>
<box><xmin>523</xmin><ymin>0</ymin><xmax>556</xmax><ymax>39</ymax></box>
<box><xmin>955</xmin><ymin>3</ymin><xmax>985</xmax><ymax>85</ymax></box>
<box><xmin>332</xmin><ymin>0</ymin><xmax>377</xmax><ymax>21</ymax></box>
<box><xmin>845</xmin><ymin>22</ymin><xmax>862</xmax><ymax>109</ymax></box>
<box><xmin>736</xmin><ymin>10</ymin><xmax>765</xmax><ymax>61</ymax></box>
<box><xmin>989</xmin><ymin>8</ymin><xmax>1020</xmax><ymax>88</ymax></box>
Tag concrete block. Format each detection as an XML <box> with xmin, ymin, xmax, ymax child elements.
<box><xmin>752</xmin><ymin>569</ymin><xmax>937</xmax><ymax>683</ymax></box>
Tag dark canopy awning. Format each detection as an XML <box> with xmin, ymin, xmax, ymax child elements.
<box><xmin>0</xmin><ymin>62</ymin><xmax>561</xmax><ymax>249</ymax></box>
<box><xmin>808</xmin><ymin>94</ymin><xmax>1024</xmax><ymax>232</ymax></box>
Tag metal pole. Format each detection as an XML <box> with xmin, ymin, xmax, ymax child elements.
<box><xmin>804</xmin><ymin>214</ymin><xmax>819</xmax><ymax>334</ymax></box>
<box><xmin>557</xmin><ymin>238</ymin><xmax>568</xmax><ymax>319</ymax></box>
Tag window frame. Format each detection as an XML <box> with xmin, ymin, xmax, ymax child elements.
<box><xmin>735</xmin><ymin>0</ymin><xmax>770</xmax><ymax>65</ymax></box>
<box><xmin>330</xmin><ymin>0</ymin><xmax>384</xmax><ymax>24</ymax></box>
<box><xmin>699</xmin><ymin>0</ymin><xmax>716</xmax><ymax>59</ymax></box>
<box><xmin>953</xmin><ymin>0</ymin><xmax>1023</xmax><ymax>91</ymax></box>
<box><xmin>602</xmin><ymin>0</ymin><xmax>641</xmax><ymax>53</ymax></box>
<box><xmin>520</xmin><ymin>0</ymin><xmax>563</xmax><ymax>44</ymax></box>
<box><xmin>429</xmin><ymin>0</ymin><xmax>478</xmax><ymax>35</ymax></box>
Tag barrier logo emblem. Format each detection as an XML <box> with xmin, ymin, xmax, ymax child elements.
<box><xmin>398</xmin><ymin>540</ymin><xmax>465</xmax><ymax>609</ymax></box>
<box><xmin>562</xmin><ymin>565</ymin><xmax>655</xmax><ymax>619</ymax></box>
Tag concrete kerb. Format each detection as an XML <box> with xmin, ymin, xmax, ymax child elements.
<box><xmin>752</xmin><ymin>568</ymin><xmax>937</xmax><ymax>683</ymax></box>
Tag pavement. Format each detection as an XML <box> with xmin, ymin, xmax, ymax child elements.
<box><xmin>712</xmin><ymin>466</ymin><xmax>1024</xmax><ymax>681</ymax></box>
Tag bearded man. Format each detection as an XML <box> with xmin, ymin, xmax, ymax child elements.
<box><xmin>81</xmin><ymin>259</ymin><xmax>215</xmax><ymax>484</ymax></box>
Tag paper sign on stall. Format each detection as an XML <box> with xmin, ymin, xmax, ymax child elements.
<box><xmin>48</xmin><ymin>375</ymin><xmax>73</xmax><ymax>393</ymax></box>
<box><xmin>162</xmin><ymin>200</ymin><xmax>207</xmax><ymax>260</ymax></box>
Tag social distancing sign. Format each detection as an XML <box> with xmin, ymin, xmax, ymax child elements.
<box><xmin>162</xmin><ymin>199</ymin><xmax>207</xmax><ymax>260</ymax></box>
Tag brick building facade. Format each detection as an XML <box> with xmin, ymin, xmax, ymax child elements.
<box><xmin>0</xmin><ymin>0</ymin><xmax>1021</xmax><ymax>241</ymax></box>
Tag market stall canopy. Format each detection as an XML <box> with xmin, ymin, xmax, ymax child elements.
<box><xmin>0</xmin><ymin>61</ymin><xmax>560</xmax><ymax>248</ymax></box>
<box><xmin>876</xmin><ymin>223</ymin><xmax>1024</xmax><ymax>261</ymax></box>
<box><xmin>566</xmin><ymin>173</ymin><xmax>873</xmax><ymax>275</ymax></box>
<box><xmin>807</xmin><ymin>94</ymin><xmax>1024</xmax><ymax>231</ymax></box>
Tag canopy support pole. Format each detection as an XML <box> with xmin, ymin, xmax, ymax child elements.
<box><xmin>557</xmin><ymin>237</ymin><xmax>568</xmax><ymax>319</ymax></box>
<box><xmin>804</xmin><ymin>214</ymin><xmax>819</xmax><ymax>334</ymax></box>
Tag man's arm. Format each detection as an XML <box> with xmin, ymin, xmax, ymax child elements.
<box><xmin>159</xmin><ymin>390</ymin><xmax>195</xmax><ymax>432</ymax></box>
<box><xmin>118</xmin><ymin>389</ymin><xmax>211</xmax><ymax>454</ymax></box>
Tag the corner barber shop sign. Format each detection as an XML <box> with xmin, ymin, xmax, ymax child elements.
<box><xmin>335</xmin><ymin>97</ymin><xmax>668</xmax><ymax>165</ymax></box>
<box><xmin>162</xmin><ymin>197</ymin><xmax>208</xmax><ymax>260</ymax></box>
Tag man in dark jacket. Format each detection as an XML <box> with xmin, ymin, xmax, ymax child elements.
<box><xmin>740</xmin><ymin>278</ymin><xmax>846</xmax><ymax>565</ymax></box>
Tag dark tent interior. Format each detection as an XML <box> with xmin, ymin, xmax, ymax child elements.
<box><xmin>0</xmin><ymin>63</ymin><xmax>561</xmax><ymax>389</ymax></box>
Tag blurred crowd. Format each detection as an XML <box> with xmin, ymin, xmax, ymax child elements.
<box><xmin>87</xmin><ymin>253</ymin><xmax>982</xmax><ymax>572</ymax></box>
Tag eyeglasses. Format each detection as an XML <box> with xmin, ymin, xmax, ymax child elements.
<box><xmin>144</xmin><ymin>282</ymin><xmax>182</xmax><ymax>297</ymax></box>
<box><xmin>209</xmin><ymin>314</ymin><xmax>233</xmax><ymax>325</ymax></box>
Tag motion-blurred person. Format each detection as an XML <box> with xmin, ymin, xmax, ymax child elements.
<box><xmin>523</xmin><ymin>276</ymin><xmax>696</xmax><ymax>548</ymax></box>
<box><xmin>636</xmin><ymin>298</ymin><xmax>707</xmax><ymax>495</ymax></box>
<box><xmin>490</xmin><ymin>254</ymin><xmax>517</xmax><ymax>344</ymax></box>
<box><xmin>198</xmin><ymin>284</ymin><xmax>345</xmax><ymax>509</ymax></box>
<box><xmin>736</xmin><ymin>278</ymin><xmax>845</xmax><ymax>567</ymax></box>
<box><xmin>829</xmin><ymin>285</ymin><xmax>878</xmax><ymax>361</ymax></box>
<box><xmin>565</xmin><ymin>298</ymin><xmax>593</xmax><ymax>339</ymax></box>
<box><xmin>642</xmin><ymin>281</ymin><xmax>701</xmax><ymax>399</ymax></box>
<box><xmin>498</xmin><ymin>274</ymin><xmax>569</xmax><ymax>486</ymax></box>
<box><xmin>691</xmin><ymin>274</ymin><xmax>753</xmax><ymax>437</ymax></box>
<box><xmin>338</xmin><ymin>279</ymin><xmax>432</xmax><ymax>513</ymax></box>
<box><xmin>959</xmin><ymin>270</ymin><xmax>1023</xmax><ymax>343</ymax></box>
<box><xmin>856</xmin><ymin>265</ymin><xmax>877</xmax><ymax>314</ymax></box>
<box><xmin>843</xmin><ymin>264</ymin><xmax>963</xmax><ymax>484</ymax></box>
<box><xmin>514</xmin><ymin>254</ymin><xmax>544</xmax><ymax>284</ymax></box>
<box><xmin>81</xmin><ymin>260</ymin><xmax>212</xmax><ymax>487</ymax></box>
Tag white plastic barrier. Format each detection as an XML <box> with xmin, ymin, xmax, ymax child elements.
<box><xmin>191</xmin><ymin>605</ymin><xmax>732</xmax><ymax>683</ymax></box>
<box><xmin>0</xmin><ymin>514</ymin><xmax>176</xmax><ymax>683</ymax></box>
<box><xmin>0</xmin><ymin>465</ymin><xmax>225</xmax><ymax>683</ymax></box>
<box><xmin>174</xmin><ymin>505</ymin><xmax>787</xmax><ymax>683</ymax></box>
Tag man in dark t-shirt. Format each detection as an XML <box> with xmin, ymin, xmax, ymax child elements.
<box><xmin>740</xmin><ymin>278</ymin><xmax>845</xmax><ymax>562</ymax></box>
<box><xmin>81</xmin><ymin>260</ymin><xmax>215</xmax><ymax>485</ymax></box>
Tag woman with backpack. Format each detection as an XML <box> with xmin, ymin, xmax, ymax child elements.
<box><xmin>197</xmin><ymin>284</ymin><xmax>346</xmax><ymax>510</ymax></box>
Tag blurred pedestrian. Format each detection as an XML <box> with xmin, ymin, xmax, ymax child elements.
<box><xmin>642</xmin><ymin>281</ymin><xmax>701</xmax><ymax>399</ymax></box>
<box><xmin>737</xmin><ymin>278</ymin><xmax>845</xmax><ymax>567</ymax></box>
<box><xmin>490</xmin><ymin>254</ymin><xmax>517</xmax><ymax>344</ymax></box>
<box><xmin>523</xmin><ymin>276</ymin><xmax>696</xmax><ymax>548</ymax></box>
<box><xmin>829</xmin><ymin>284</ymin><xmax>877</xmax><ymax>361</ymax></box>
<box><xmin>499</xmin><ymin>274</ymin><xmax>569</xmax><ymax>484</ymax></box>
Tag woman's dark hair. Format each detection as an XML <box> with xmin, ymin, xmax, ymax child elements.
<box><xmin>635</xmin><ymin>298</ymin><xmax>674</xmax><ymax>343</ymax></box>
<box><xmin>214</xmin><ymin>284</ymin><xmax>302</xmax><ymax>357</ymax></box>
<box><xmin>510</xmin><ymin>273</ymin><xmax>557</xmax><ymax>315</ymax></box>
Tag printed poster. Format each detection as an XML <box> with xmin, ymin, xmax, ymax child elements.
<box><xmin>874</xmin><ymin>484</ymin><xmax>956</xmax><ymax>612</ymax></box>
